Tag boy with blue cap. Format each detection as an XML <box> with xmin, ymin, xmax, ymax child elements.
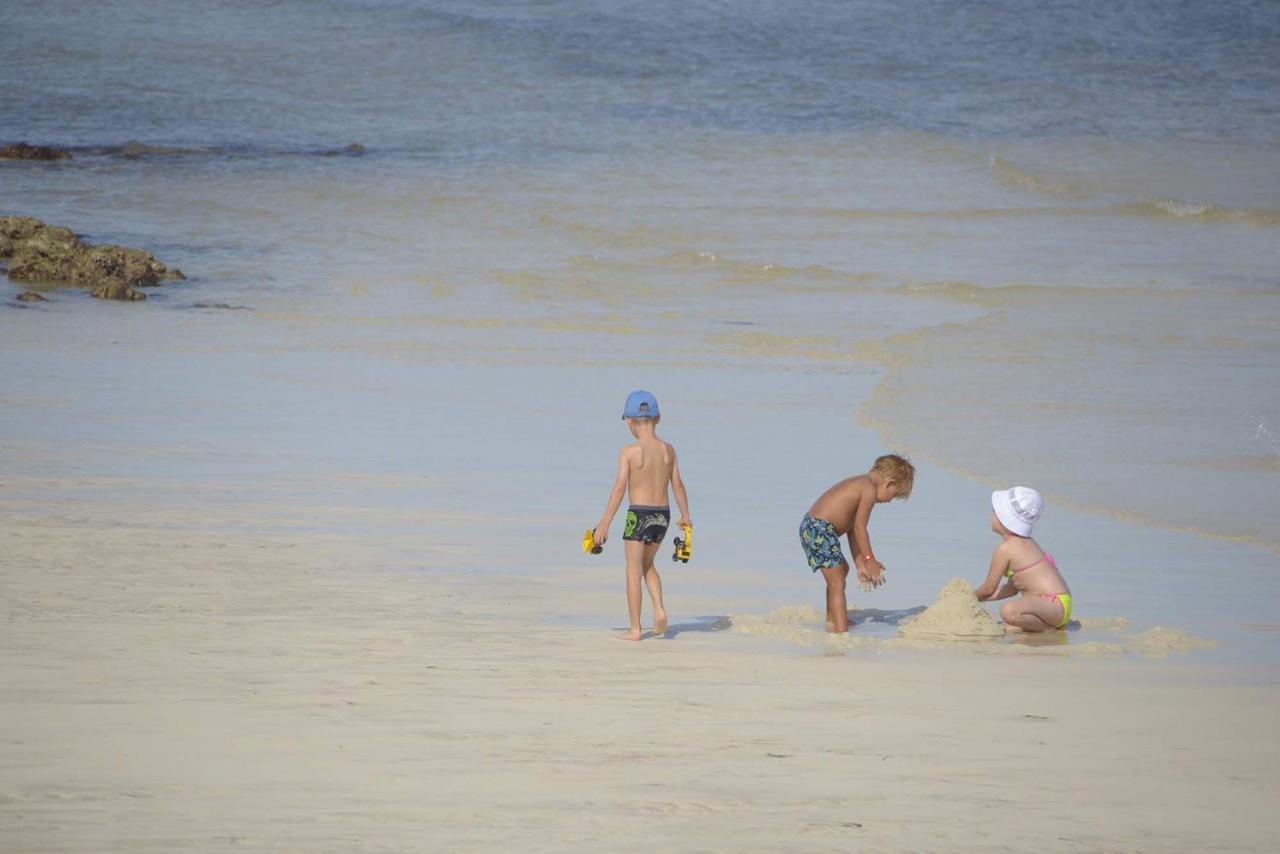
<box><xmin>591</xmin><ymin>390</ymin><xmax>692</xmax><ymax>640</ymax></box>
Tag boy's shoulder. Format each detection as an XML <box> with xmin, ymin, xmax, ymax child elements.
<box><xmin>834</xmin><ymin>472</ymin><xmax>873</xmax><ymax>493</ymax></box>
<box><xmin>819</xmin><ymin>474</ymin><xmax>872</xmax><ymax>506</ymax></box>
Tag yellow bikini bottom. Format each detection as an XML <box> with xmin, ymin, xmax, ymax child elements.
<box><xmin>1040</xmin><ymin>592</ymin><xmax>1072</xmax><ymax>629</ymax></box>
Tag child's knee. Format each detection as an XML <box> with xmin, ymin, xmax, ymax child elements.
<box><xmin>999</xmin><ymin>600</ymin><xmax>1018</xmax><ymax>622</ymax></box>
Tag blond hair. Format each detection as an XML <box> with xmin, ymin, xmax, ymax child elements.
<box><xmin>872</xmin><ymin>454</ymin><xmax>914</xmax><ymax>498</ymax></box>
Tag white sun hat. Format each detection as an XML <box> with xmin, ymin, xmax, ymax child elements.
<box><xmin>992</xmin><ymin>486</ymin><xmax>1043</xmax><ymax>537</ymax></box>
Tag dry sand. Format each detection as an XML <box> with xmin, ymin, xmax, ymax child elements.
<box><xmin>3</xmin><ymin>510</ymin><xmax>1278</xmax><ymax>853</ymax></box>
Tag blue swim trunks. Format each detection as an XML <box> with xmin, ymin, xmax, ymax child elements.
<box><xmin>799</xmin><ymin>515</ymin><xmax>848</xmax><ymax>572</ymax></box>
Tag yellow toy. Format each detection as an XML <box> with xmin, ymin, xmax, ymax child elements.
<box><xmin>582</xmin><ymin>528</ymin><xmax>603</xmax><ymax>555</ymax></box>
<box><xmin>672</xmin><ymin>523</ymin><xmax>692</xmax><ymax>563</ymax></box>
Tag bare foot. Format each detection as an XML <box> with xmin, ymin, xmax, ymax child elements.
<box><xmin>654</xmin><ymin>611</ymin><xmax>668</xmax><ymax>637</ymax></box>
<box><xmin>618</xmin><ymin>629</ymin><xmax>643</xmax><ymax>641</ymax></box>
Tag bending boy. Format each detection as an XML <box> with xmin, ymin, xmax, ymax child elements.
<box><xmin>800</xmin><ymin>454</ymin><xmax>914</xmax><ymax>632</ymax></box>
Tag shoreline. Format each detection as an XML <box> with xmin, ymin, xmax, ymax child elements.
<box><xmin>1</xmin><ymin>321</ymin><xmax>1274</xmax><ymax>659</ymax></box>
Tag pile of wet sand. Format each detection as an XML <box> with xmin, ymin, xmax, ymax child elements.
<box><xmin>897</xmin><ymin>578</ymin><xmax>1006</xmax><ymax>641</ymax></box>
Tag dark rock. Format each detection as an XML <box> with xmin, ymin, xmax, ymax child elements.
<box><xmin>109</xmin><ymin>141</ymin><xmax>202</xmax><ymax>158</ymax></box>
<box><xmin>15</xmin><ymin>291</ymin><xmax>48</xmax><ymax>302</ymax></box>
<box><xmin>323</xmin><ymin>142</ymin><xmax>365</xmax><ymax>156</ymax></box>
<box><xmin>90</xmin><ymin>282</ymin><xmax>147</xmax><ymax>301</ymax></box>
<box><xmin>0</xmin><ymin>142</ymin><xmax>72</xmax><ymax>161</ymax></box>
<box><xmin>2</xmin><ymin>215</ymin><xmax>182</xmax><ymax>301</ymax></box>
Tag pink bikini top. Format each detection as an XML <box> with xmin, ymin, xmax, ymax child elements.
<box><xmin>1003</xmin><ymin>537</ymin><xmax>1057</xmax><ymax>578</ymax></box>
<box><xmin>1009</xmin><ymin>553</ymin><xmax>1056</xmax><ymax>573</ymax></box>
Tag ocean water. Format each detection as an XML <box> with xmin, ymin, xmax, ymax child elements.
<box><xmin>3</xmin><ymin>1</ymin><xmax>1279</xmax><ymax>653</ymax></box>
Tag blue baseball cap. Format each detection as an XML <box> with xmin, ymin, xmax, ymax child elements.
<box><xmin>622</xmin><ymin>389</ymin><xmax>660</xmax><ymax>419</ymax></box>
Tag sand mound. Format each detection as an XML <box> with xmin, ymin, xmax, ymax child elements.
<box><xmin>898</xmin><ymin>578</ymin><xmax>1005</xmax><ymax>640</ymax></box>
<box><xmin>1128</xmin><ymin>626</ymin><xmax>1218</xmax><ymax>657</ymax></box>
<box><xmin>730</xmin><ymin>617</ymin><xmax>821</xmax><ymax>646</ymax></box>
<box><xmin>729</xmin><ymin>605</ymin><xmax>828</xmax><ymax>645</ymax></box>
<box><xmin>761</xmin><ymin>605</ymin><xmax>826</xmax><ymax>624</ymax></box>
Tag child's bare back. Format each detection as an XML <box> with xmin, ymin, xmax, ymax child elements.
<box><xmin>592</xmin><ymin>391</ymin><xmax>691</xmax><ymax>641</ymax></box>
<box><xmin>623</xmin><ymin>434</ymin><xmax>677</xmax><ymax>507</ymax></box>
<box><xmin>807</xmin><ymin>474</ymin><xmax>879</xmax><ymax>538</ymax></box>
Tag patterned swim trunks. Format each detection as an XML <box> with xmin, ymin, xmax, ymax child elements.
<box><xmin>624</xmin><ymin>505</ymin><xmax>670</xmax><ymax>544</ymax></box>
<box><xmin>799</xmin><ymin>514</ymin><xmax>848</xmax><ymax>572</ymax></box>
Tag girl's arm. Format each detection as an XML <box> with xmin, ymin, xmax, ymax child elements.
<box><xmin>593</xmin><ymin>448</ymin><xmax>630</xmax><ymax>545</ymax></box>
<box><xmin>989</xmin><ymin>580</ymin><xmax>1020</xmax><ymax>601</ymax></box>
<box><xmin>974</xmin><ymin>545</ymin><xmax>1010</xmax><ymax>601</ymax></box>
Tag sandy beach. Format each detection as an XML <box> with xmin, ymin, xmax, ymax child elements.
<box><xmin>4</xmin><ymin>505</ymin><xmax>1279</xmax><ymax>853</ymax></box>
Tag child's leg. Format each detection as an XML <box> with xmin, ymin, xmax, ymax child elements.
<box><xmin>999</xmin><ymin>596</ymin><xmax>1062</xmax><ymax>633</ymax></box>
<box><xmin>622</xmin><ymin>540</ymin><xmax>646</xmax><ymax>640</ymax></box>
<box><xmin>821</xmin><ymin>563</ymin><xmax>850</xmax><ymax>633</ymax></box>
<box><xmin>641</xmin><ymin>541</ymin><xmax>667</xmax><ymax>635</ymax></box>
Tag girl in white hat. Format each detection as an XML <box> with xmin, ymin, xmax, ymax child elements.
<box><xmin>973</xmin><ymin>486</ymin><xmax>1072</xmax><ymax>631</ymax></box>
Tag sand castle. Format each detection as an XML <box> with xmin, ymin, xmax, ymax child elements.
<box><xmin>897</xmin><ymin>578</ymin><xmax>1006</xmax><ymax>640</ymax></box>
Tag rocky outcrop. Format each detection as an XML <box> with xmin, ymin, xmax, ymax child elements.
<box><xmin>1</xmin><ymin>215</ymin><xmax>183</xmax><ymax>301</ymax></box>
<box><xmin>15</xmin><ymin>291</ymin><xmax>48</xmax><ymax>302</ymax></box>
<box><xmin>0</xmin><ymin>143</ymin><xmax>72</xmax><ymax>160</ymax></box>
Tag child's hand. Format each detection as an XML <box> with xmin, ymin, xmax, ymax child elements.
<box><xmin>870</xmin><ymin>560</ymin><xmax>887</xmax><ymax>587</ymax></box>
<box><xmin>593</xmin><ymin>526</ymin><xmax>608</xmax><ymax>548</ymax></box>
<box><xmin>854</xmin><ymin>562</ymin><xmax>873</xmax><ymax>590</ymax></box>
<box><xmin>857</xmin><ymin>559</ymin><xmax>886</xmax><ymax>589</ymax></box>
<box><xmin>676</xmin><ymin>516</ymin><xmax>691</xmax><ymax>529</ymax></box>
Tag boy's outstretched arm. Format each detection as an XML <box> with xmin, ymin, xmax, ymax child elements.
<box><xmin>593</xmin><ymin>448</ymin><xmax>631</xmax><ymax>546</ymax></box>
<box><xmin>849</xmin><ymin>487</ymin><xmax>884</xmax><ymax>586</ymax></box>
<box><xmin>671</xmin><ymin>452</ymin><xmax>691</xmax><ymax>528</ymax></box>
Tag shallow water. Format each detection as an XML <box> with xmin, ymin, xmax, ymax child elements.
<box><xmin>4</xmin><ymin>1</ymin><xmax>1279</xmax><ymax>662</ymax></box>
